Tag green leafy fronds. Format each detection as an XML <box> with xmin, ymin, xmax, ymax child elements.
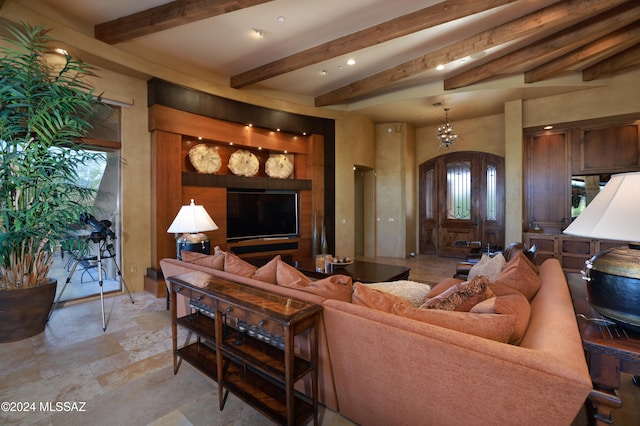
<box><xmin>0</xmin><ymin>22</ymin><xmax>104</xmax><ymax>289</ymax></box>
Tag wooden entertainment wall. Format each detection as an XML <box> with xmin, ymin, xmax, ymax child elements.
<box><xmin>145</xmin><ymin>79</ymin><xmax>334</xmax><ymax>296</ymax></box>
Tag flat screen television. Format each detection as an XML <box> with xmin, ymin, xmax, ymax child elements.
<box><xmin>227</xmin><ymin>190</ymin><xmax>299</xmax><ymax>241</ymax></box>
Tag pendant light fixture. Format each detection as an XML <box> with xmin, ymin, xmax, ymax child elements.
<box><xmin>437</xmin><ymin>108</ymin><xmax>458</xmax><ymax>149</ymax></box>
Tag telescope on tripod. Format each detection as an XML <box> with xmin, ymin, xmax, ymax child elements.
<box><xmin>54</xmin><ymin>214</ymin><xmax>134</xmax><ymax>331</ymax></box>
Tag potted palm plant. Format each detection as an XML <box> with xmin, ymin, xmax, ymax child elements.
<box><xmin>0</xmin><ymin>23</ymin><xmax>105</xmax><ymax>342</ymax></box>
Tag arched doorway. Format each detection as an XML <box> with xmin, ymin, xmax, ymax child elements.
<box><xmin>419</xmin><ymin>151</ymin><xmax>504</xmax><ymax>258</ymax></box>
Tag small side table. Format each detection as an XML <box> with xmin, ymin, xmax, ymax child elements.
<box><xmin>567</xmin><ymin>273</ymin><xmax>640</xmax><ymax>425</ymax></box>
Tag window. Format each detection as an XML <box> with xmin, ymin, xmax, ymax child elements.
<box><xmin>446</xmin><ymin>161</ymin><xmax>471</xmax><ymax>220</ymax></box>
<box><xmin>486</xmin><ymin>165</ymin><xmax>497</xmax><ymax>221</ymax></box>
<box><xmin>424</xmin><ymin>168</ymin><xmax>434</xmax><ymax>220</ymax></box>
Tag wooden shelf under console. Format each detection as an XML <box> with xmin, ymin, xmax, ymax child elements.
<box><xmin>169</xmin><ymin>271</ymin><xmax>322</xmax><ymax>426</ymax></box>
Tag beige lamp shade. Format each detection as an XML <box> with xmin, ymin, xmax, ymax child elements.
<box><xmin>167</xmin><ymin>199</ymin><xmax>218</xmax><ymax>234</ymax></box>
<box><xmin>563</xmin><ymin>172</ymin><xmax>640</xmax><ymax>242</ymax></box>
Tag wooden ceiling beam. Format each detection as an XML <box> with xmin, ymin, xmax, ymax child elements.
<box><xmin>230</xmin><ymin>0</ymin><xmax>518</xmax><ymax>89</ymax></box>
<box><xmin>315</xmin><ymin>0</ymin><xmax>628</xmax><ymax>106</ymax></box>
<box><xmin>443</xmin><ymin>2</ymin><xmax>640</xmax><ymax>90</ymax></box>
<box><xmin>525</xmin><ymin>21</ymin><xmax>640</xmax><ymax>83</ymax></box>
<box><xmin>95</xmin><ymin>0</ymin><xmax>274</xmax><ymax>45</ymax></box>
<box><xmin>583</xmin><ymin>42</ymin><xmax>640</xmax><ymax>80</ymax></box>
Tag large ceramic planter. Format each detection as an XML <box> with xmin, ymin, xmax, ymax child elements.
<box><xmin>0</xmin><ymin>279</ymin><xmax>57</xmax><ymax>343</ymax></box>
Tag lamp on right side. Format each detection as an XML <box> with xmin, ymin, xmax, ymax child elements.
<box><xmin>563</xmin><ymin>171</ymin><xmax>640</xmax><ymax>331</ymax></box>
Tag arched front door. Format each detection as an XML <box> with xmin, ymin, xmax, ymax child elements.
<box><xmin>419</xmin><ymin>151</ymin><xmax>504</xmax><ymax>258</ymax></box>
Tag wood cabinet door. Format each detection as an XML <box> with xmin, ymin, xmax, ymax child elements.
<box><xmin>525</xmin><ymin>131</ymin><xmax>571</xmax><ymax>234</ymax></box>
<box><xmin>419</xmin><ymin>152</ymin><xmax>504</xmax><ymax>258</ymax></box>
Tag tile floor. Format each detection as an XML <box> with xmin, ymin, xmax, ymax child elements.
<box><xmin>0</xmin><ymin>254</ymin><xmax>638</xmax><ymax>425</ymax></box>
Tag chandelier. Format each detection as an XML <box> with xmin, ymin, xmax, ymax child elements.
<box><xmin>437</xmin><ymin>108</ymin><xmax>458</xmax><ymax>149</ymax></box>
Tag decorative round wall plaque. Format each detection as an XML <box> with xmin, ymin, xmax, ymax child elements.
<box><xmin>265</xmin><ymin>154</ymin><xmax>294</xmax><ymax>179</ymax></box>
<box><xmin>188</xmin><ymin>143</ymin><xmax>222</xmax><ymax>174</ymax></box>
<box><xmin>228</xmin><ymin>149</ymin><xmax>259</xmax><ymax>177</ymax></box>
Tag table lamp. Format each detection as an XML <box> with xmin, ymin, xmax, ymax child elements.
<box><xmin>167</xmin><ymin>199</ymin><xmax>218</xmax><ymax>259</ymax></box>
<box><xmin>563</xmin><ymin>171</ymin><xmax>640</xmax><ymax>331</ymax></box>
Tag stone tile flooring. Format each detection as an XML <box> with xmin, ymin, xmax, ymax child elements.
<box><xmin>0</xmin><ymin>254</ymin><xmax>638</xmax><ymax>425</ymax></box>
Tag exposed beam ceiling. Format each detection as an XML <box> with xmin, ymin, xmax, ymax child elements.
<box><xmin>444</xmin><ymin>1</ymin><xmax>640</xmax><ymax>90</ymax></box>
<box><xmin>25</xmin><ymin>0</ymin><xmax>640</xmax><ymax>127</ymax></box>
<box><xmin>95</xmin><ymin>0</ymin><xmax>275</xmax><ymax>44</ymax></box>
<box><xmin>230</xmin><ymin>0</ymin><xmax>519</xmax><ymax>89</ymax></box>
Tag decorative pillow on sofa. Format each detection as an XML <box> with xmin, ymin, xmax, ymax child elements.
<box><xmin>494</xmin><ymin>251</ymin><xmax>541</xmax><ymax>301</ymax></box>
<box><xmin>392</xmin><ymin>303</ymin><xmax>516</xmax><ymax>343</ymax></box>
<box><xmin>251</xmin><ymin>255</ymin><xmax>280</xmax><ymax>284</ymax></box>
<box><xmin>427</xmin><ymin>277</ymin><xmax>464</xmax><ymax>298</ymax></box>
<box><xmin>275</xmin><ymin>259</ymin><xmax>312</xmax><ymax>286</ymax></box>
<box><xmin>421</xmin><ymin>276</ymin><xmax>493</xmax><ymax>312</ymax></box>
<box><xmin>180</xmin><ymin>250</ymin><xmax>224</xmax><ymax>270</ymax></box>
<box><xmin>224</xmin><ymin>252</ymin><xmax>258</xmax><ymax>277</ymax></box>
<box><xmin>468</xmin><ymin>253</ymin><xmax>506</xmax><ymax>281</ymax></box>
<box><xmin>352</xmin><ymin>282</ymin><xmax>412</xmax><ymax>313</ymax></box>
<box><xmin>471</xmin><ymin>283</ymin><xmax>531</xmax><ymax>345</ymax></box>
<box><xmin>365</xmin><ymin>281</ymin><xmax>432</xmax><ymax>307</ymax></box>
<box><xmin>276</xmin><ymin>260</ymin><xmax>353</xmax><ymax>301</ymax></box>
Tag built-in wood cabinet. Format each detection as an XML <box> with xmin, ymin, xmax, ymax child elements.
<box><xmin>523</xmin><ymin>233</ymin><xmax>627</xmax><ymax>273</ymax></box>
<box><xmin>524</xmin><ymin>131</ymin><xmax>571</xmax><ymax>234</ymax></box>
<box><xmin>571</xmin><ymin>123</ymin><xmax>640</xmax><ymax>175</ymax></box>
<box><xmin>524</xmin><ymin>119</ymin><xmax>639</xmax><ymax>235</ymax></box>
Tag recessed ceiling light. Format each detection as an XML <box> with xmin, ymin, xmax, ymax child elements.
<box><xmin>436</xmin><ymin>64</ymin><xmax>445</xmax><ymax>71</ymax></box>
<box><xmin>320</xmin><ymin>70</ymin><xmax>328</xmax><ymax>75</ymax></box>
<box><xmin>253</xmin><ymin>29</ymin><xmax>264</xmax><ymax>38</ymax></box>
<box><xmin>347</xmin><ymin>58</ymin><xmax>356</xmax><ymax>66</ymax></box>
<box><xmin>544</xmin><ymin>125</ymin><xmax>553</xmax><ymax>130</ymax></box>
<box><xmin>277</xmin><ymin>16</ymin><xmax>286</xmax><ymax>22</ymax></box>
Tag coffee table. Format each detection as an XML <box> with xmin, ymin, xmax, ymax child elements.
<box><xmin>295</xmin><ymin>259</ymin><xmax>410</xmax><ymax>283</ymax></box>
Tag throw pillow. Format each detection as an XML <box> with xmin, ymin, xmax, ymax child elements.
<box><xmin>224</xmin><ymin>252</ymin><xmax>257</xmax><ymax>277</ymax></box>
<box><xmin>421</xmin><ymin>276</ymin><xmax>492</xmax><ymax>312</ymax></box>
<box><xmin>352</xmin><ymin>282</ymin><xmax>412</xmax><ymax>313</ymax></box>
<box><xmin>494</xmin><ymin>251</ymin><xmax>541</xmax><ymax>301</ymax></box>
<box><xmin>180</xmin><ymin>250</ymin><xmax>224</xmax><ymax>270</ymax></box>
<box><xmin>279</xmin><ymin>273</ymin><xmax>353</xmax><ymax>301</ymax></box>
<box><xmin>427</xmin><ymin>277</ymin><xmax>464</xmax><ymax>298</ymax></box>
<box><xmin>275</xmin><ymin>259</ymin><xmax>312</xmax><ymax>287</ymax></box>
<box><xmin>365</xmin><ymin>281</ymin><xmax>432</xmax><ymax>307</ymax></box>
<box><xmin>472</xmin><ymin>283</ymin><xmax>531</xmax><ymax>345</ymax></box>
<box><xmin>392</xmin><ymin>303</ymin><xmax>516</xmax><ymax>343</ymax></box>
<box><xmin>468</xmin><ymin>253</ymin><xmax>506</xmax><ymax>281</ymax></box>
<box><xmin>251</xmin><ymin>255</ymin><xmax>280</xmax><ymax>284</ymax></box>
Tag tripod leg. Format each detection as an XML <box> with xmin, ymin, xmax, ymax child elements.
<box><xmin>55</xmin><ymin>256</ymin><xmax>81</xmax><ymax>305</ymax></box>
<box><xmin>49</xmin><ymin>256</ymin><xmax>81</xmax><ymax>321</ymax></box>
<box><xmin>109</xmin><ymin>254</ymin><xmax>134</xmax><ymax>304</ymax></box>
<box><xmin>98</xmin><ymin>247</ymin><xmax>106</xmax><ymax>332</ymax></box>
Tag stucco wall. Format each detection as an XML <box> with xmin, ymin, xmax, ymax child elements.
<box><xmin>334</xmin><ymin>114</ymin><xmax>375</xmax><ymax>257</ymax></box>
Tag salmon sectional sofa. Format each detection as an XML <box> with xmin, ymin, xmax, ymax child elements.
<box><xmin>160</xmin><ymin>250</ymin><xmax>592</xmax><ymax>426</ymax></box>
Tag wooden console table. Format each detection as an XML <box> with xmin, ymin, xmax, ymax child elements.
<box><xmin>168</xmin><ymin>271</ymin><xmax>322</xmax><ymax>426</ymax></box>
<box><xmin>567</xmin><ymin>273</ymin><xmax>640</xmax><ymax>425</ymax></box>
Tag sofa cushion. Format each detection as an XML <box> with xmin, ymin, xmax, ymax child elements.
<box><xmin>472</xmin><ymin>283</ymin><xmax>531</xmax><ymax>345</ymax></box>
<box><xmin>224</xmin><ymin>252</ymin><xmax>258</xmax><ymax>277</ymax></box>
<box><xmin>180</xmin><ymin>250</ymin><xmax>224</xmax><ymax>270</ymax></box>
<box><xmin>352</xmin><ymin>282</ymin><xmax>411</xmax><ymax>313</ymax></box>
<box><xmin>364</xmin><ymin>281</ymin><xmax>432</xmax><ymax>307</ymax></box>
<box><xmin>251</xmin><ymin>255</ymin><xmax>280</xmax><ymax>284</ymax></box>
<box><xmin>494</xmin><ymin>251</ymin><xmax>541</xmax><ymax>301</ymax></box>
<box><xmin>392</xmin><ymin>303</ymin><xmax>516</xmax><ymax>343</ymax></box>
<box><xmin>468</xmin><ymin>253</ymin><xmax>506</xmax><ymax>281</ymax></box>
<box><xmin>276</xmin><ymin>260</ymin><xmax>353</xmax><ymax>301</ymax></box>
<box><xmin>421</xmin><ymin>276</ymin><xmax>493</xmax><ymax>312</ymax></box>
